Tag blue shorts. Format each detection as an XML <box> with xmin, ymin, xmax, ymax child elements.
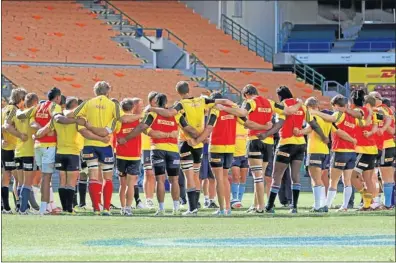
<box><xmin>82</xmin><ymin>146</ymin><xmax>114</xmax><ymax>164</ymax></box>
<box><xmin>322</xmin><ymin>154</ymin><xmax>330</xmax><ymax>170</ymax></box>
<box><xmin>200</xmin><ymin>154</ymin><xmax>214</xmax><ymax>179</ymax></box>
<box><xmin>151</xmin><ymin>150</ymin><xmax>180</xmax><ymax>177</ymax></box>
<box><xmin>305</xmin><ymin>154</ymin><xmax>329</xmax><ymax>169</ymax></box>
<box><xmin>232</xmin><ymin>156</ymin><xmax>249</xmax><ymax>169</ymax></box>
<box><xmin>142</xmin><ymin>150</ymin><xmax>152</xmax><ymax>170</ymax></box>
<box><xmin>331</xmin><ymin>152</ymin><xmax>356</xmax><ymax>170</ymax></box>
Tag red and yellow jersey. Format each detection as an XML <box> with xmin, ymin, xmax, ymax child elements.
<box><xmin>243</xmin><ymin>96</ymin><xmax>284</xmax><ymax>144</ymax></box>
<box><xmin>115</xmin><ymin>120</ymin><xmax>141</xmax><ymax>160</ymax></box>
<box><xmin>207</xmin><ymin>107</ymin><xmax>239</xmax><ymax>153</ymax></box>
<box><xmin>234</xmin><ymin>122</ymin><xmax>248</xmax><ymax>157</ymax></box>
<box><xmin>354</xmin><ymin>107</ymin><xmax>379</xmax><ymax>155</ymax></box>
<box><xmin>379</xmin><ymin>104</ymin><xmax>395</xmax><ymax>149</ymax></box>
<box><xmin>331</xmin><ymin>112</ymin><xmax>358</xmax><ymax>152</ymax></box>
<box><xmin>278</xmin><ymin>99</ymin><xmax>312</xmax><ymax>145</ymax></box>
<box><xmin>1</xmin><ymin>104</ymin><xmax>18</xmax><ymax>151</ymax></box>
<box><xmin>373</xmin><ymin>107</ymin><xmax>385</xmax><ymax>150</ymax></box>
<box><xmin>143</xmin><ymin>112</ymin><xmax>187</xmax><ymax>152</ymax></box>
<box><xmin>31</xmin><ymin>101</ymin><xmax>62</xmax><ymax>148</ymax></box>
<box><xmin>307</xmin><ymin>115</ymin><xmax>332</xmax><ymax>154</ymax></box>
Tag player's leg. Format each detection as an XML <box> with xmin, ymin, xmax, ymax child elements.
<box><xmin>288</xmin><ymin>145</ymin><xmax>305</xmax><ymax>213</ymax></box>
<box><xmin>192</xmin><ymin>148</ymin><xmax>203</xmax><ymax>209</ymax></box>
<box><xmin>326</xmin><ymin>152</ymin><xmax>349</xmax><ymax>210</ymax></box>
<box><xmin>1</xmin><ymin>149</ymin><xmax>15</xmax><ymax>213</ymax></box>
<box><xmin>77</xmin><ymin>157</ymin><xmax>88</xmax><ymax>209</ymax></box>
<box><xmin>223</xmin><ymin>153</ymin><xmax>233</xmax><ymax>214</ymax></box>
<box><xmin>151</xmin><ymin>150</ymin><xmax>167</xmax><ymax>215</ymax></box>
<box><xmin>167</xmin><ymin>151</ymin><xmax>181</xmax><ymax>215</ymax></box>
<box><xmin>380</xmin><ymin>147</ymin><xmax>395</xmax><ymax>209</ymax></box>
<box><xmin>339</xmin><ymin>167</ymin><xmax>353</xmax><ymax>212</ymax></box>
<box><xmin>231</xmin><ymin>158</ymin><xmax>240</xmax><ymax>205</ymax></box>
<box><xmin>32</xmin><ymin>167</ymin><xmax>41</xmax><ymax>208</ymax></box>
<box><xmin>307</xmin><ymin>154</ymin><xmax>324</xmax><ymax>211</ymax></box>
<box><xmin>247</xmin><ymin>140</ymin><xmax>265</xmax><ymax>212</ymax></box>
<box><xmin>179</xmin><ymin>142</ymin><xmax>196</xmax><ymax>212</ymax></box>
<box><xmin>124</xmin><ymin>160</ymin><xmax>140</xmax><ymax>216</ymax></box>
<box><xmin>210</xmin><ymin>153</ymin><xmax>226</xmax><ymax>214</ymax></box>
<box><xmin>178</xmin><ymin>169</ymin><xmax>187</xmax><ymax>206</ymax></box>
<box><xmin>239</xmin><ymin>164</ymin><xmax>248</xmax><ymax>204</ymax></box>
<box><xmin>143</xmin><ymin>150</ymin><xmax>155</xmax><ymax>209</ymax></box>
<box><xmin>357</xmin><ymin>154</ymin><xmax>376</xmax><ymax>210</ymax></box>
<box><xmin>117</xmin><ymin>158</ymin><xmax>127</xmax><ymax>214</ymax></box>
<box><xmin>98</xmin><ymin>146</ymin><xmax>115</xmax><ymax>215</ymax></box>
<box><xmin>55</xmin><ymin>154</ymin><xmax>67</xmax><ymax>212</ymax></box>
<box><xmin>208</xmin><ymin>169</ymin><xmax>218</xmax><ymax>208</ymax></box>
<box><xmin>82</xmin><ymin>146</ymin><xmax>101</xmax><ymax>213</ymax></box>
<box><xmin>23</xmin><ymin>157</ymin><xmax>39</xmax><ymax>211</ymax></box>
<box><xmin>200</xmin><ymin>154</ymin><xmax>210</xmax><ymax>207</ymax></box>
<box><xmin>64</xmin><ymin>155</ymin><xmax>79</xmax><ymax>213</ymax></box>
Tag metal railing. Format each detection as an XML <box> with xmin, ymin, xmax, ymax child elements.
<box><xmin>351</xmin><ymin>40</ymin><xmax>395</xmax><ymax>51</ymax></box>
<box><xmin>282</xmin><ymin>42</ymin><xmax>333</xmax><ymax>53</ymax></box>
<box><xmin>221</xmin><ymin>14</ymin><xmax>273</xmax><ymax>63</ymax></box>
<box><xmin>323</xmin><ymin>81</ymin><xmax>348</xmax><ymax>97</ymax></box>
<box><xmin>292</xmin><ymin>56</ymin><xmax>326</xmax><ymax>91</ymax></box>
<box><xmin>190</xmin><ymin>54</ymin><xmax>242</xmax><ymax>103</ymax></box>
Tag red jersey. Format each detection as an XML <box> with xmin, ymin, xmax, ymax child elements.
<box><xmin>332</xmin><ymin>113</ymin><xmax>356</xmax><ymax>152</ymax></box>
<box><xmin>150</xmin><ymin>115</ymin><xmax>178</xmax><ymax>145</ymax></box>
<box><xmin>34</xmin><ymin>101</ymin><xmax>57</xmax><ymax>144</ymax></box>
<box><xmin>279</xmin><ymin>98</ymin><xmax>305</xmax><ymax>140</ymax></box>
<box><xmin>211</xmin><ymin>110</ymin><xmax>237</xmax><ymax>146</ymax></box>
<box><xmin>116</xmin><ymin>120</ymin><xmax>141</xmax><ymax>160</ymax></box>
<box><xmin>247</xmin><ymin>96</ymin><xmax>273</xmax><ymax>137</ymax></box>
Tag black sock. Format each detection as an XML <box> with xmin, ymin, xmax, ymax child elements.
<box><xmin>266</xmin><ymin>192</ymin><xmax>277</xmax><ymax>210</ymax></box>
<box><xmin>1</xmin><ymin>186</ymin><xmax>11</xmax><ymax>211</ymax></box>
<box><xmin>66</xmin><ymin>189</ymin><xmax>75</xmax><ymax>213</ymax></box>
<box><xmin>292</xmin><ymin>189</ymin><xmax>300</xmax><ymax>209</ymax></box>
<box><xmin>134</xmin><ymin>185</ymin><xmax>141</xmax><ymax>204</ymax></box>
<box><xmin>78</xmin><ymin>180</ymin><xmax>87</xmax><ymax>206</ymax></box>
<box><xmin>195</xmin><ymin>190</ymin><xmax>200</xmax><ymax>207</ymax></box>
<box><xmin>73</xmin><ymin>186</ymin><xmax>78</xmax><ymax>208</ymax></box>
<box><xmin>58</xmin><ymin>188</ymin><xmax>67</xmax><ymax>211</ymax></box>
<box><xmin>186</xmin><ymin>189</ymin><xmax>196</xmax><ymax>211</ymax></box>
<box><xmin>12</xmin><ymin>191</ymin><xmax>18</xmax><ymax>207</ymax></box>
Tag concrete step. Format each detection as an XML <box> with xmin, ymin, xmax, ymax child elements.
<box><xmin>106</xmin><ymin>20</ymin><xmax>129</xmax><ymax>26</ymax></box>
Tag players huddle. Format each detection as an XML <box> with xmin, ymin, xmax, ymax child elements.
<box><xmin>1</xmin><ymin>81</ymin><xmax>395</xmax><ymax>216</ymax></box>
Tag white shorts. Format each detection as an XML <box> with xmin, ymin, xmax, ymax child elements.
<box><xmin>34</xmin><ymin>146</ymin><xmax>56</xmax><ymax>174</ymax></box>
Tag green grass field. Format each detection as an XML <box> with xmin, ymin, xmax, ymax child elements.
<box><xmin>2</xmin><ymin>193</ymin><xmax>395</xmax><ymax>261</ymax></box>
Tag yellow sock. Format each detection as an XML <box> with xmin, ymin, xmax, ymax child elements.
<box><xmin>363</xmin><ymin>193</ymin><xmax>373</xmax><ymax>208</ymax></box>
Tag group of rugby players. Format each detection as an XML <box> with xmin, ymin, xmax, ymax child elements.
<box><xmin>1</xmin><ymin>80</ymin><xmax>395</xmax><ymax>216</ymax></box>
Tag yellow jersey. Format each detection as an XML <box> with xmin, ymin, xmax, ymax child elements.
<box><xmin>2</xmin><ymin>105</ymin><xmax>18</xmax><ymax>151</ymax></box>
<box><xmin>141</xmin><ymin>133</ymin><xmax>151</xmax><ymax>151</ymax></box>
<box><xmin>173</xmin><ymin>97</ymin><xmax>215</xmax><ymax>149</ymax></box>
<box><xmin>74</xmin><ymin>95</ymin><xmax>123</xmax><ymax>147</ymax></box>
<box><xmin>307</xmin><ymin>116</ymin><xmax>332</xmax><ymax>154</ymax></box>
<box><xmin>234</xmin><ymin>122</ymin><xmax>248</xmax><ymax>157</ymax></box>
<box><xmin>13</xmin><ymin>107</ymin><xmax>36</xmax><ymax>157</ymax></box>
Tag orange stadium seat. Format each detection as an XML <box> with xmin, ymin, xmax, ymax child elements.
<box><xmin>2</xmin><ymin>1</ymin><xmax>142</xmax><ymax>65</ymax></box>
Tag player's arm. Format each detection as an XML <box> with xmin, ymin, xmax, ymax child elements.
<box><xmin>72</xmin><ymin>100</ymin><xmax>87</xmax><ymax>118</ymax></box>
<box><xmin>332</xmin><ymin>123</ymin><xmax>357</xmax><ymax>145</ymax></box>
<box><xmin>120</xmin><ymin>113</ymin><xmax>154</xmax><ymax>144</ymax></box>
<box><xmin>3</xmin><ymin>108</ymin><xmax>26</xmax><ymax>140</ymax></box>
<box><xmin>147</xmin><ymin>128</ymin><xmax>178</xmax><ymax>139</ymax></box>
<box><xmin>306</xmin><ymin>108</ymin><xmax>328</xmax><ymax>143</ymax></box>
<box><xmin>310</xmin><ymin>109</ymin><xmax>342</xmax><ymax>123</ymax></box>
<box><xmin>356</xmin><ymin>108</ymin><xmax>373</xmax><ymax>127</ymax></box>
<box><xmin>363</xmin><ymin>113</ymin><xmax>380</xmax><ymax>137</ymax></box>
<box><xmin>17</xmin><ymin>106</ymin><xmax>37</xmax><ymax>119</ymax></box>
<box><xmin>239</xmin><ymin>117</ymin><xmax>273</xmax><ymax>130</ymax></box>
<box><xmin>120</xmin><ymin>113</ymin><xmax>142</xmax><ymax>123</ymax></box>
<box><xmin>53</xmin><ymin>113</ymin><xmax>83</xmax><ymax>125</ymax></box>
<box><xmin>345</xmin><ymin>108</ymin><xmax>363</xmax><ymax>119</ymax></box>
<box><xmin>258</xmin><ymin>116</ymin><xmax>285</xmax><ymax>140</ymax></box>
<box><xmin>33</xmin><ymin>122</ymin><xmax>53</xmax><ymax>139</ymax></box>
<box><xmin>378</xmin><ymin>112</ymin><xmax>392</xmax><ymax>135</ymax></box>
<box><xmin>294</xmin><ymin>126</ymin><xmax>312</xmax><ymax>136</ymax></box>
<box><xmin>282</xmin><ymin>99</ymin><xmax>303</xmax><ymax>115</ymax></box>
<box><xmin>178</xmin><ymin>114</ymin><xmax>199</xmax><ymax>139</ymax></box>
<box><xmin>148</xmin><ymin>102</ymin><xmax>181</xmax><ymax>117</ymax></box>
<box><xmin>188</xmin><ymin>113</ymin><xmax>217</xmax><ymax>146</ymax></box>
<box><xmin>79</xmin><ymin>128</ymin><xmax>110</xmax><ymax>144</ymax></box>
<box><xmin>220</xmin><ymin>100</ymin><xmax>250</xmax><ymax>117</ymax></box>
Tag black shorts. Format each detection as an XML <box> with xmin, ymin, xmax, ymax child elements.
<box><xmin>209</xmin><ymin>152</ymin><xmax>233</xmax><ymax>169</ymax></box>
<box><xmin>354</xmin><ymin>153</ymin><xmax>376</xmax><ymax>173</ymax></box>
<box><xmin>117</xmin><ymin>158</ymin><xmax>140</xmax><ymax>176</ymax></box>
<box><xmin>305</xmin><ymin>154</ymin><xmax>328</xmax><ymax>168</ymax></box>
<box><xmin>322</xmin><ymin>154</ymin><xmax>331</xmax><ymax>170</ymax></box>
<box><xmin>275</xmin><ymin>144</ymin><xmax>305</xmax><ymax>164</ymax></box>
<box><xmin>179</xmin><ymin>141</ymin><xmax>202</xmax><ymax>164</ymax></box>
<box><xmin>379</xmin><ymin>147</ymin><xmax>395</xmax><ymax>167</ymax></box>
<box><xmin>331</xmin><ymin>152</ymin><xmax>356</xmax><ymax>170</ymax></box>
<box><xmin>200</xmin><ymin>153</ymin><xmax>214</xmax><ymax>179</ymax></box>
<box><xmin>142</xmin><ymin>150</ymin><xmax>152</xmax><ymax>170</ymax></box>
<box><xmin>15</xmin><ymin>157</ymin><xmax>34</xmax><ymax>171</ymax></box>
<box><xmin>247</xmin><ymin>140</ymin><xmax>273</xmax><ymax>162</ymax></box>
<box><xmin>55</xmin><ymin>154</ymin><xmax>80</xmax><ymax>172</ymax></box>
<box><xmin>1</xmin><ymin>149</ymin><xmax>15</xmax><ymax>171</ymax></box>
<box><xmin>232</xmin><ymin>156</ymin><xmax>249</xmax><ymax>169</ymax></box>
<box><xmin>151</xmin><ymin>150</ymin><xmax>180</xmax><ymax>176</ymax></box>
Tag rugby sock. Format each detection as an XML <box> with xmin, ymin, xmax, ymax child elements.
<box><xmin>58</xmin><ymin>187</ymin><xmax>67</xmax><ymax>211</ymax></box>
<box><xmin>195</xmin><ymin>190</ymin><xmax>201</xmax><ymax>208</ymax></box>
<box><xmin>266</xmin><ymin>185</ymin><xmax>280</xmax><ymax>210</ymax></box>
<box><xmin>231</xmin><ymin>183</ymin><xmax>239</xmax><ymax>200</ymax></box>
<box><xmin>17</xmin><ymin>186</ymin><xmax>22</xmax><ymax>200</ymax></box>
<box><xmin>49</xmin><ymin>187</ymin><xmax>57</xmax><ymax>210</ymax></box>
<box><xmin>186</xmin><ymin>188</ymin><xmax>196</xmax><ymax>211</ymax></box>
<box><xmin>342</xmin><ymin>186</ymin><xmax>352</xmax><ymax>209</ymax></box>
<box><xmin>39</xmin><ymin>202</ymin><xmax>47</xmax><ymax>214</ymax></box>
<box><xmin>159</xmin><ymin>202</ymin><xmax>165</xmax><ymax>211</ymax></box>
<box><xmin>292</xmin><ymin>184</ymin><xmax>301</xmax><ymax>209</ymax></box>
<box><xmin>238</xmin><ymin>183</ymin><xmax>246</xmax><ymax>201</ymax></box>
<box><xmin>73</xmin><ymin>186</ymin><xmax>78</xmax><ymax>208</ymax></box>
<box><xmin>204</xmin><ymin>195</ymin><xmax>209</xmax><ymax>202</ymax></box>
<box><xmin>391</xmin><ymin>185</ymin><xmax>395</xmax><ymax>206</ymax></box>
<box><xmin>320</xmin><ymin>186</ymin><xmax>326</xmax><ymax>207</ymax></box>
<box><xmin>383</xmin><ymin>183</ymin><xmax>394</xmax><ymax>208</ymax></box>
<box><xmin>88</xmin><ymin>180</ymin><xmax>102</xmax><ymax>212</ymax></box>
<box><xmin>173</xmin><ymin>200</ymin><xmax>180</xmax><ymax>211</ymax></box>
<box><xmin>65</xmin><ymin>186</ymin><xmax>75</xmax><ymax>213</ymax></box>
<box><xmin>78</xmin><ymin>180</ymin><xmax>87</xmax><ymax>206</ymax></box>
<box><xmin>103</xmin><ymin>180</ymin><xmax>113</xmax><ymax>211</ymax></box>
<box><xmin>313</xmin><ymin>186</ymin><xmax>322</xmax><ymax>210</ymax></box>
<box><xmin>326</xmin><ymin>188</ymin><xmax>337</xmax><ymax>207</ymax></box>
<box><xmin>134</xmin><ymin>185</ymin><xmax>141</xmax><ymax>204</ymax></box>
<box><xmin>20</xmin><ymin>186</ymin><xmax>31</xmax><ymax>212</ymax></box>
<box><xmin>28</xmin><ymin>190</ymin><xmax>40</xmax><ymax>210</ymax></box>
<box><xmin>1</xmin><ymin>186</ymin><xmax>11</xmax><ymax>211</ymax></box>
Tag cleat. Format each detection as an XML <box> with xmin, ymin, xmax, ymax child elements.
<box><xmin>120</xmin><ymin>208</ymin><xmax>125</xmax><ymax>216</ymax></box>
<box><xmin>357</xmin><ymin>206</ymin><xmax>372</xmax><ymax>212</ymax></box>
<box><xmin>94</xmin><ymin>211</ymin><xmax>100</xmax><ymax>216</ymax></box>
<box><xmin>136</xmin><ymin>200</ymin><xmax>145</xmax><ymax>209</ymax></box>
<box><xmin>145</xmin><ymin>199</ymin><xmax>155</xmax><ymax>210</ymax></box>
<box><xmin>289</xmin><ymin>208</ymin><xmax>298</xmax><ymax>214</ymax></box>
<box><xmin>310</xmin><ymin>207</ymin><xmax>324</xmax><ymax>213</ymax></box>
<box><xmin>208</xmin><ymin>201</ymin><xmax>219</xmax><ymax>209</ymax></box>
<box><xmin>179</xmin><ymin>197</ymin><xmax>187</xmax><ymax>206</ymax></box>
<box><xmin>231</xmin><ymin>200</ymin><xmax>242</xmax><ymax>209</ymax></box>
<box><xmin>225</xmin><ymin>209</ymin><xmax>232</xmax><ymax>215</ymax></box>
<box><xmin>154</xmin><ymin>209</ymin><xmax>165</xmax><ymax>216</ymax></box>
<box><xmin>212</xmin><ymin>209</ymin><xmax>225</xmax><ymax>216</ymax></box>
<box><xmin>99</xmin><ymin>204</ymin><xmax>104</xmax><ymax>211</ymax></box>
<box><xmin>110</xmin><ymin>204</ymin><xmax>119</xmax><ymax>210</ymax></box>
<box><xmin>370</xmin><ymin>203</ymin><xmax>382</xmax><ymax>210</ymax></box>
<box><xmin>203</xmin><ymin>200</ymin><xmax>210</xmax><ymax>208</ymax></box>
<box><xmin>124</xmin><ymin>209</ymin><xmax>133</xmax><ymax>216</ymax></box>
<box><xmin>101</xmin><ymin>210</ymin><xmax>111</xmax><ymax>216</ymax></box>
<box><xmin>18</xmin><ymin>211</ymin><xmax>29</xmax><ymax>215</ymax></box>
<box><xmin>255</xmin><ymin>209</ymin><xmax>264</xmax><ymax>214</ymax></box>
<box><xmin>182</xmin><ymin>209</ymin><xmax>198</xmax><ymax>216</ymax></box>
<box><xmin>74</xmin><ymin>205</ymin><xmax>87</xmax><ymax>213</ymax></box>
<box><xmin>172</xmin><ymin>209</ymin><xmax>181</xmax><ymax>216</ymax></box>
<box><xmin>337</xmin><ymin>207</ymin><xmax>348</xmax><ymax>212</ymax></box>
<box><xmin>2</xmin><ymin>209</ymin><xmax>13</xmax><ymax>215</ymax></box>
<box><xmin>265</xmin><ymin>207</ymin><xmax>275</xmax><ymax>214</ymax></box>
<box><xmin>322</xmin><ymin>206</ymin><xmax>329</xmax><ymax>213</ymax></box>
<box><xmin>39</xmin><ymin>210</ymin><xmax>50</xmax><ymax>216</ymax></box>
<box><xmin>246</xmin><ymin>205</ymin><xmax>256</xmax><ymax>213</ymax></box>
<box><xmin>197</xmin><ymin>202</ymin><xmax>201</xmax><ymax>209</ymax></box>
<box><xmin>383</xmin><ymin>206</ymin><xmax>394</xmax><ymax>210</ymax></box>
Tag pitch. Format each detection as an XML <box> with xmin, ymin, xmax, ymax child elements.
<box><xmin>2</xmin><ymin>193</ymin><xmax>395</xmax><ymax>262</ymax></box>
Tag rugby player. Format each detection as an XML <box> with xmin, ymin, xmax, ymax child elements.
<box><xmin>119</xmin><ymin>93</ymin><xmax>199</xmax><ymax>215</ymax></box>
<box><xmin>220</xmin><ymin>85</ymin><xmax>303</xmax><ymax>213</ymax></box>
<box><xmin>147</xmin><ymin>81</ymin><xmax>233</xmax><ymax>214</ymax></box>
<box><xmin>34</xmin><ymin>97</ymin><xmax>89</xmax><ymax>213</ymax></box>
<box><xmin>259</xmin><ymin>86</ymin><xmax>327</xmax><ymax>213</ymax></box>
<box><xmin>72</xmin><ymin>81</ymin><xmax>140</xmax><ymax>215</ymax></box>
<box><xmin>2</xmin><ymin>88</ymin><xmax>28</xmax><ymax>213</ymax></box>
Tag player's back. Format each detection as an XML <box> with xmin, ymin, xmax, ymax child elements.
<box><xmin>78</xmin><ymin>95</ymin><xmax>117</xmax><ymax>129</ymax></box>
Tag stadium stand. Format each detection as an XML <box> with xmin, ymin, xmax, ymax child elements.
<box><xmin>2</xmin><ymin>1</ymin><xmax>142</xmax><ymax>65</ymax></box>
<box><xmin>111</xmin><ymin>1</ymin><xmax>273</xmax><ymax>69</ymax></box>
<box><xmin>281</xmin><ymin>24</ymin><xmax>338</xmax><ymax>53</ymax></box>
<box><xmin>1</xmin><ymin>65</ymin><xmax>203</xmax><ymax>102</ymax></box>
<box><xmin>351</xmin><ymin>23</ymin><xmax>396</xmax><ymax>52</ymax></box>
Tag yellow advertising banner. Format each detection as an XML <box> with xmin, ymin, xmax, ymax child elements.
<box><xmin>348</xmin><ymin>67</ymin><xmax>396</xmax><ymax>91</ymax></box>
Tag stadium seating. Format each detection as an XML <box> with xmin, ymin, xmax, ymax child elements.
<box><xmin>351</xmin><ymin>24</ymin><xmax>395</xmax><ymax>52</ymax></box>
<box><xmin>2</xmin><ymin>1</ymin><xmax>142</xmax><ymax>64</ymax></box>
<box><xmin>110</xmin><ymin>1</ymin><xmax>272</xmax><ymax>69</ymax></box>
<box><xmin>374</xmin><ymin>85</ymin><xmax>396</xmax><ymax>107</ymax></box>
<box><xmin>1</xmin><ymin>65</ymin><xmax>203</xmax><ymax>103</ymax></box>
<box><xmin>282</xmin><ymin>24</ymin><xmax>337</xmax><ymax>53</ymax></box>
